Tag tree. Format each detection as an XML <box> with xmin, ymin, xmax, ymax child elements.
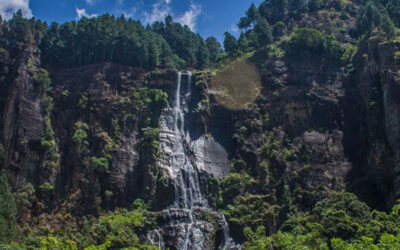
<box><xmin>381</xmin><ymin>14</ymin><xmax>396</xmax><ymax>40</ymax></box>
<box><xmin>386</xmin><ymin>0</ymin><xmax>400</xmax><ymax>26</ymax></box>
<box><xmin>288</xmin><ymin>0</ymin><xmax>307</xmax><ymax>15</ymax></box>
<box><xmin>197</xmin><ymin>40</ymin><xmax>210</xmax><ymax>69</ymax></box>
<box><xmin>254</xmin><ymin>18</ymin><xmax>273</xmax><ymax>46</ymax></box>
<box><xmin>271</xmin><ymin>0</ymin><xmax>288</xmax><ymax>15</ymax></box>
<box><xmin>308</xmin><ymin>0</ymin><xmax>322</xmax><ymax>12</ymax></box>
<box><xmin>238</xmin><ymin>33</ymin><xmax>250</xmax><ymax>52</ymax></box>
<box><xmin>0</xmin><ymin>171</ymin><xmax>17</xmax><ymax>243</ymax></box>
<box><xmin>224</xmin><ymin>32</ymin><xmax>238</xmax><ymax>55</ymax></box>
<box><xmin>205</xmin><ymin>37</ymin><xmax>222</xmax><ymax>64</ymax></box>
<box><xmin>245</xmin><ymin>4</ymin><xmax>259</xmax><ymax>27</ymax></box>
<box><xmin>238</xmin><ymin>17</ymin><xmax>251</xmax><ymax>30</ymax></box>
<box><xmin>356</xmin><ymin>1</ymin><xmax>382</xmax><ymax>37</ymax></box>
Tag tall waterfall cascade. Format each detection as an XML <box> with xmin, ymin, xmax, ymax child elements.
<box><xmin>147</xmin><ymin>72</ymin><xmax>237</xmax><ymax>250</ymax></box>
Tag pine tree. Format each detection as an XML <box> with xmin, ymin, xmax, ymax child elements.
<box><xmin>224</xmin><ymin>32</ymin><xmax>238</xmax><ymax>55</ymax></box>
<box><xmin>205</xmin><ymin>37</ymin><xmax>222</xmax><ymax>64</ymax></box>
<box><xmin>245</xmin><ymin>4</ymin><xmax>260</xmax><ymax>27</ymax></box>
<box><xmin>255</xmin><ymin>18</ymin><xmax>273</xmax><ymax>46</ymax></box>
<box><xmin>381</xmin><ymin>14</ymin><xmax>396</xmax><ymax>40</ymax></box>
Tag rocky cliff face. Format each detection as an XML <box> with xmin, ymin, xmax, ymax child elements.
<box><xmin>1</xmin><ymin>32</ymin><xmax>400</xmax><ymax>248</ymax></box>
<box><xmin>345</xmin><ymin>37</ymin><xmax>400</xmax><ymax>209</ymax></box>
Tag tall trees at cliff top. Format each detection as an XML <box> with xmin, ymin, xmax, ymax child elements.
<box><xmin>152</xmin><ymin>15</ymin><xmax>221</xmax><ymax>68</ymax></box>
<box><xmin>234</xmin><ymin>2</ymin><xmax>274</xmax><ymax>53</ymax></box>
<box><xmin>38</xmin><ymin>14</ymin><xmax>221</xmax><ymax>70</ymax></box>
<box><xmin>3</xmin><ymin>10</ymin><xmax>46</xmax><ymax>55</ymax></box>
<box><xmin>39</xmin><ymin>15</ymin><xmax>177</xmax><ymax>69</ymax></box>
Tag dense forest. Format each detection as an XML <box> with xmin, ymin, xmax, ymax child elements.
<box><xmin>1</xmin><ymin>0</ymin><xmax>400</xmax><ymax>249</ymax></box>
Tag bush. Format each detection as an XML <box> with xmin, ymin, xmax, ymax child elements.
<box><xmin>72</xmin><ymin>121</ymin><xmax>89</xmax><ymax>146</ymax></box>
<box><xmin>90</xmin><ymin>157</ymin><xmax>109</xmax><ymax>172</ymax></box>
<box><xmin>0</xmin><ymin>48</ymin><xmax>9</xmax><ymax>62</ymax></box>
<box><xmin>141</xmin><ymin>127</ymin><xmax>161</xmax><ymax>159</ymax></box>
<box><xmin>33</xmin><ymin>68</ymin><xmax>51</xmax><ymax>96</ymax></box>
<box><xmin>395</xmin><ymin>51</ymin><xmax>400</xmax><ymax>61</ymax></box>
<box><xmin>77</xmin><ymin>96</ymin><xmax>89</xmax><ymax>109</ymax></box>
<box><xmin>286</xmin><ymin>28</ymin><xmax>343</xmax><ymax>62</ymax></box>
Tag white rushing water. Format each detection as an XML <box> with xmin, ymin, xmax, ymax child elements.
<box><xmin>148</xmin><ymin>72</ymin><xmax>236</xmax><ymax>250</ymax></box>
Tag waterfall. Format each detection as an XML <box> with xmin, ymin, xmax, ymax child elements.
<box><xmin>148</xmin><ymin>72</ymin><xmax>236</xmax><ymax>250</ymax></box>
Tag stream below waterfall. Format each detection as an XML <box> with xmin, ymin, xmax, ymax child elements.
<box><xmin>147</xmin><ymin>72</ymin><xmax>237</xmax><ymax>250</ymax></box>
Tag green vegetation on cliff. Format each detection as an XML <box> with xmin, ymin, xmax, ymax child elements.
<box><xmin>0</xmin><ymin>0</ymin><xmax>400</xmax><ymax>249</ymax></box>
<box><xmin>0</xmin><ymin>171</ymin><xmax>17</xmax><ymax>243</ymax></box>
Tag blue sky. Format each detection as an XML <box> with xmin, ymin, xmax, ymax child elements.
<box><xmin>0</xmin><ymin>0</ymin><xmax>263</xmax><ymax>41</ymax></box>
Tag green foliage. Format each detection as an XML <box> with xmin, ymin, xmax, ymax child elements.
<box><xmin>395</xmin><ymin>51</ymin><xmax>400</xmax><ymax>61</ymax></box>
<box><xmin>14</xmin><ymin>200</ymin><xmax>157</xmax><ymax>249</ymax></box>
<box><xmin>14</xmin><ymin>183</ymin><xmax>35</xmax><ymax>213</ymax></box>
<box><xmin>220</xmin><ymin>173</ymin><xmax>255</xmax><ymax>206</ymax></box>
<box><xmin>286</xmin><ymin>28</ymin><xmax>344</xmax><ymax>62</ymax></box>
<box><xmin>355</xmin><ymin>1</ymin><xmax>397</xmax><ymax>40</ymax></box>
<box><xmin>90</xmin><ymin>157</ymin><xmax>109</xmax><ymax>172</ymax></box>
<box><xmin>308</xmin><ymin>0</ymin><xmax>322</xmax><ymax>12</ymax></box>
<box><xmin>267</xmin><ymin>44</ymin><xmax>284</xmax><ymax>59</ymax></box>
<box><xmin>41</xmin><ymin>95</ymin><xmax>60</xmax><ymax>170</ymax></box>
<box><xmin>72</xmin><ymin>121</ymin><xmax>89</xmax><ymax>153</ymax></box>
<box><xmin>141</xmin><ymin>127</ymin><xmax>161</xmax><ymax>160</ymax></box>
<box><xmin>39</xmin><ymin>181</ymin><xmax>54</xmax><ymax>192</ymax></box>
<box><xmin>78</xmin><ymin>95</ymin><xmax>89</xmax><ymax>110</ymax></box>
<box><xmin>224</xmin><ymin>32</ymin><xmax>238</xmax><ymax>55</ymax></box>
<box><xmin>61</xmin><ymin>90</ymin><xmax>69</xmax><ymax>97</ymax></box>
<box><xmin>224</xmin><ymin>194</ymin><xmax>277</xmax><ymax>230</ymax></box>
<box><xmin>38</xmin><ymin>14</ymin><xmax>215</xmax><ymax>70</ymax></box>
<box><xmin>243</xmin><ymin>192</ymin><xmax>400</xmax><ymax>249</ymax></box>
<box><xmin>205</xmin><ymin>37</ymin><xmax>223</xmax><ymax>65</ymax></box>
<box><xmin>381</xmin><ymin>14</ymin><xmax>397</xmax><ymax>40</ymax></box>
<box><xmin>254</xmin><ymin>18</ymin><xmax>273</xmax><ymax>46</ymax></box>
<box><xmin>0</xmin><ymin>48</ymin><xmax>9</xmax><ymax>61</ymax></box>
<box><xmin>0</xmin><ymin>171</ymin><xmax>17</xmax><ymax>243</ymax></box>
<box><xmin>33</xmin><ymin>68</ymin><xmax>51</xmax><ymax>96</ymax></box>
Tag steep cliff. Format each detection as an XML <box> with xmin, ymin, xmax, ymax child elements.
<box><xmin>345</xmin><ymin>36</ymin><xmax>400</xmax><ymax>209</ymax></box>
<box><xmin>1</xmin><ymin>0</ymin><xmax>400</xmax><ymax>249</ymax></box>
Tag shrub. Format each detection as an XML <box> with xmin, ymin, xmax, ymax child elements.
<box><xmin>77</xmin><ymin>96</ymin><xmax>88</xmax><ymax>109</ymax></box>
<box><xmin>72</xmin><ymin>121</ymin><xmax>89</xmax><ymax>145</ymax></box>
<box><xmin>39</xmin><ymin>181</ymin><xmax>54</xmax><ymax>192</ymax></box>
<box><xmin>0</xmin><ymin>48</ymin><xmax>9</xmax><ymax>62</ymax></box>
<box><xmin>33</xmin><ymin>68</ymin><xmax>51</xmax><ymax>96</ymax></box>
<box><xmin>395</xmin><ymin>51</ymin><xmax>400</xmax><ymax>61</ymax></box>
<box><xmin>141</xmin><ymin>127</ymin><xmax>161</xmax><ymax>160</ymax></box>
<box><xmin>286</xmin><ymin>28</ymin><xmax>343</xmax><ymax>62</ymax></box>
<box><xmin>90</xmin><ymin>157</ymin><xmax>109</xmax><ymax>172</ymax></box>
<box><xmin>72</xmin><ymin>121</ymin><xmax>89</xmax><ymax>154</ymax></box>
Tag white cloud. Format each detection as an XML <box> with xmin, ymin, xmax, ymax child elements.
<box><xmin>0</xmin><ymin>0</ymin><xmax>32</xmax><ymax>20</ymax></box>
<box><xmin>143</xmin><ymin>0</ymin><xmax>201</xmax><ymax>31</ymax></box>
<box><xmin>143</xmin><ymin>0</ymin><xmax>171</xmax><ymax>24</ymax></box>
<box><xmin>176</xmin><ymin>3</ymin><xmax>201</xmax><ymax>31</ymax></box>
<box><xmin>76</xmin><ymin>8</ymin><xmax>98</xmax><ymax>19</ymax></box>
<box><xmin>231</xmin><ymin>24</ymin><xmax>239</xmax><ymax>34</ymax></box>
<box><xmin>86</xmin><ymin>0</ymin><xmax>100</xmax><ymax>6</ymax></box>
